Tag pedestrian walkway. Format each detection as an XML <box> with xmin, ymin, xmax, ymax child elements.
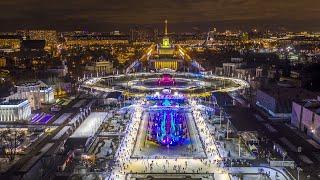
<box><xmin>107</xmin><ymin>100</ymin><xmax>293</xmax><ymax>180</ymax></box>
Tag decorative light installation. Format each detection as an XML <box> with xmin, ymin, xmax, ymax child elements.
<box><xmin>158</xmin><ymin>74</ymin><xmax>175</xmax><ymax>86</ymax></box>
<box><xmin>147</xmin><ymin>90</ymin><xmax>187</xmax><ymax>146</ymax></box>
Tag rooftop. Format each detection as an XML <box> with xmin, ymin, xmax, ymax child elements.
<box><xmin>16</xmin><ymin>80</ymin><xmax>47</xmax><ymax>87</ymax></box>
<box><xmin>70</xmin><ymin>112</ymin><xmax>107</xmax><ymax>138</ymax></box>
<box><xmin>105</xmin><ymin>91</ymin><xmax>122</xmax><ymax>99</ymax></box>
<box><xmin>39</xmin><ymin>86</ymin><xmax>52</xmax><ymax>91</ymax></box>
<box><xmin>259</xmin><ymin>83</ymin><xmax>319</xmax><ymax>113</ymax></box>
<box><xmin>295</xmin><ymin>99</ymin><xmax>320</xmax><ymax>115</ymax></box>
<box><xmin>0</xmin><ymin>99</ymin><xmax>28</xmax><ymax>106</ymax></box>
<box><xmin>0</xmin><ymin>35</ymin><xmax>21</xmax><ymax>39</ymax></box>
<box><xmin>239</xmin><ymin>131</ymin><xmax>259</xmax><ymax>142</ymax></box>
<box><xmin>260</xmin><ymin>84</ymin><xmax>317</xmax><ymax>102</ymax></box>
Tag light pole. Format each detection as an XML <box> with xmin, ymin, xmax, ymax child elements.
<box><xmin>297</xmin><ymin>167</ymin><xmax>302</xmax><ymax>180</ymax></box>
<box><xmin>282</xmin><ymin>151</ymin><xmax>287</xmax><ymax>167</ymax></box>
<box><xmin>220</xmin><ymin>108</ymin><xmax>223</xmax><ymax>128</ymax></box>
<box><xmin>238</xmin><ymin>137</ymin><xmax>241</xmax><ymax>157</ymax></box>
<box><xmin>226</xmin><ymin>118</ymin><xmax>229</xmax><ymax>140</ymax></box>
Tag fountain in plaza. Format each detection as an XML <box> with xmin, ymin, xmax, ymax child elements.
<box><xmin>158</xmin><ymin>74</ymin><xmax>175</xmax><ymax>86</ymax></box>
<box><xmin>146</xmin><ymin>89</ymin><xmax>187</xmax><ymax>146</ymax></box>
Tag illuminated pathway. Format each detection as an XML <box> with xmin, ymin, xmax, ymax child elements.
<box><xmin>107</xmin><ymin>98</ymin><xmax>292</xmax><ymax>180</ymax></box>
<box><xmin>80</xmin><ymin>72</ymin><xmax>250</xmax><ymax>95</ymax></box>
<box><xmin>108</xmin><ymin>99</ymin><xmax>228</xmax><ymax>180</ymax></box>
<box><xmin>109</xmin><ymin>102</ymin><xmax>144</xmax><ymax>179</ymax></box>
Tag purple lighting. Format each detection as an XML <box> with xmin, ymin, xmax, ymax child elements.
<box><xmin>146</xmin><ymin>90</ymin><xmax>187</xmax><ymax>146</ymax></box>
<box><xmin>38</xmin><ymin>114</ymin><xmax>54</xmax><ymax>124</ymax></box>
<box><xmin>31</xmin><ymin>113</ymin><xmax>54</xmax><ymax>124</ymax></box>
<box><xmin>158</xmin><ymin>74</ymin><xmax>175</xmax><ymax>86</ymax></box>
<box><xmin>148</xmin><ymin>109</ymin><xmax>186</xmax><ymax>146</ymax></box>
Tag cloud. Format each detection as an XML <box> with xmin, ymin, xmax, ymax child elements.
<box><xmin>0</xmin><ymin>0</ymin><xmax>319</xmax><ymax>31</ymax></box>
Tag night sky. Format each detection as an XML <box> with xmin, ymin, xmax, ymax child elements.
<box><xmin>0</xmin><ymin>0</ymin><xmax>320</xmax><ymax>32</ymax></box>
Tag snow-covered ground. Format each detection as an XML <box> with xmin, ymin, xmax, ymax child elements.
<box><xmin>107</xmin><ymin>100</ymin><xmax>292</xmax><ymax>180</ymax></box>
<box><xmin>71</xmin><ymin>112</ymin><xmax>108</xmax><ymax>138</ymax></box>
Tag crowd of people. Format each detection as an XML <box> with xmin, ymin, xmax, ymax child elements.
<box><xmin>107</xmin><ymin>99</ymin><xmax>227</xmax><ymax>179</ymax></box>
<box><xmin>107</xmin><ymin>98</ymin><xmax>285</xmax><ymax>180</ymax></box>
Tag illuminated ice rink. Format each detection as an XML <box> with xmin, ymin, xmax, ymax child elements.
<box><xmin>80</xmin><ymin>72</ymin><xmax>290</xmax><ymax>180</ymax></box>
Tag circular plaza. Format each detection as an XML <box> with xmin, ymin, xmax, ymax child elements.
<box><xmin>81</xmin><ymin>72</ymin><xmax>249</xmax><ymax>97</ymax></box>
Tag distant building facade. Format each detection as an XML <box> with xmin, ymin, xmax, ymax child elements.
<box><xmin>64</xmin><ymin>33</ymin><xmax>129</xmax><ymax>47</ymax></box>
<box><xmin>256</xmin><ymin>84</ymin><xmax>316</xmax><ymax>119</ymax></box>
<box><xmin>47</xmin><ymin>61</ymin><xmax>68</xmax><ymax>77</ymax></box>
<box><xmin>130</xmin><ymin>26</ymin><xmax>158</xmax><ymax>42</ymax></box>
<box><xmin>7</xmin><ymin>81</ymin><xmax>54</xmax><ymax>110</ymax></box>
<box><xmin>0</xmin><ymin>57</ymin><xmax>6</xmax><ymax>67</ymax></box>
<box><xmin>26</xmin><ymin>30</ymin><xmax>58</xmax><ymax>47</ymax></box>
<box><xmin>85</xmin><ymin>61</ymin><xmax>113</xmax><ymax>75</ymax></box>
<box><xmin>0</xmin><ymin>99</ymin><xmax>31</xmax><ymax>122</ymax></box>
<box><xmin>0</xmin><ymin>35</ymin><xmax>21</xmax><ymax>52</ymax></box>
<box><xmin>216</xmin><ymin>58</ymin><xmax>255</xmax><ymax>80</ymax></box>
<box><xmin>291</xmin><ymin>98</ymin><xmax>320</xmax><ymax>143</ymax></box>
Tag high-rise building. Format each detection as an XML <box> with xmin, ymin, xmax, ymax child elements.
<box><xmin>0</xmin><ymin>35</ymin><xmax>21</xmax><ymax>51</ymax></box>
<box><xmin>64</xmin><ymin>32</ymin><xmax>129</xmax><ymax>46</ymax></box>
<box><xmin>18</xmin><ymin>30</ymin><xmax>58</xmax><ymax>47</ymax></box>
<box><xmin>130</xmin><ymin>26</ymin><xmax>158</xmax><ymax>42</ymax></box>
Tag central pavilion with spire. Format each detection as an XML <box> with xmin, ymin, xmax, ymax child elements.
<box><xmin>161</xmin><ymin>19</ymin><xmax>171</xmax><ymax>48</ymax></box>
<box><xmin>146</xmin><ymin>20</ymin><xmax>190</xmax><ymax>71</ymax></box>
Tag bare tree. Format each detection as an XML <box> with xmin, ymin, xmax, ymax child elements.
<box><xmin>0</xmin><ymin>129</ymin><xmax>19</xmax><ymax>161</ymax></box>
<box><xmin>0</xmin><ymin>130</ymin><xmax>7</xmax><ymax>157</ymax></box>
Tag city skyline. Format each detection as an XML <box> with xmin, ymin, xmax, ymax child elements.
<box><xmin>0</xmin><ymin>1</ymin><xmax>320</xmax><ymax>180</ymax></box>
<box><xmin>1</xmin><ymin>0</ymin><xmax>320</xmax><ymax>32</ymax></box>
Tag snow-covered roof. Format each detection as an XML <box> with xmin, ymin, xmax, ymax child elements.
<box><xmin>70</xmin><ymin>112</ymin><xmax>108</xmax><ymax>138</ymax></box>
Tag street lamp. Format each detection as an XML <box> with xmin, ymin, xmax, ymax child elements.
<box><xmin>297</xmin><ymin>167</ymin><xmax>302</xmax><ymax>180</ymax></box>
<box><xmin>282</xmin><ymin>151</ymin><xmax>287</xmax><ymax>167</ymax></box>
<box><xmin>238</xmin><ymin>137</ymin><xmax>241</xmax><ymax>157</ymax></box>
<box><xmin>226</xmin><ymin>118</ymin><xmax>230</xmax><ymax>140</ymax></box>
<box><xmin>219</xmin><ymin>108</ymin><xmax>223</xmax><ymax>128</ymax></box>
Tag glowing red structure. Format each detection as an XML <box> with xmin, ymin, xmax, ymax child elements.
<box><xmin>158</xmin><ymin>74</ymin><xmax>175</xmax><ymax>86</ymax></box>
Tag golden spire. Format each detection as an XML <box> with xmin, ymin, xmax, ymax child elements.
<box><xmin>164</xmin><ymin>19</ymin><xmax>168</xmax><ymax>36</ymax></box>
